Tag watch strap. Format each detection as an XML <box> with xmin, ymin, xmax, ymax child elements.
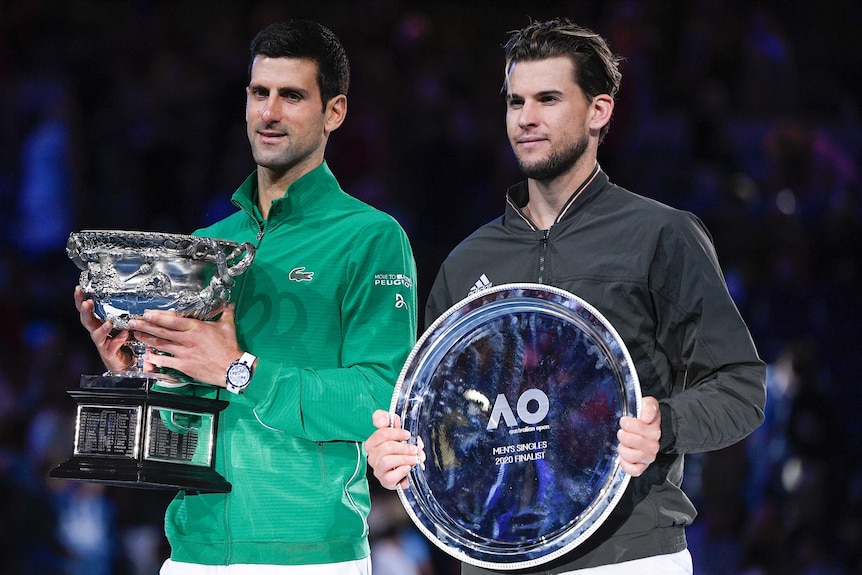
<box><xmin>236</xmin><ymin>352</ymin><xmax>256</xmax><ymax>371</ymax></box>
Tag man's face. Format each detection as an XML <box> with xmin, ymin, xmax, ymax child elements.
<box><xmin>246</xmin><ymin>56</ymin><xmax>329</xmax><ymax>177</ymax></box>
<box><xmin>505</xmin><ymin>56</ymin><xmax>592</xmax><ymax>181</ymax></box>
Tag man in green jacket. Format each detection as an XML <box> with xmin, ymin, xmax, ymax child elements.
<box><xmin>75</xmin><ymin>21</ymin><xmax>418</xmax><ymax>574</ymax></box>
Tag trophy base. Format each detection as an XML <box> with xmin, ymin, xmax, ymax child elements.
<box><xmin>50</xmin><ymin>374</ymin><xmax>232</xmax><ymax>494</ymax></box>
<box><xmin>50</xmin><ymin>456</ymin><xmax>232</xmax><ymax>493</ymax></box>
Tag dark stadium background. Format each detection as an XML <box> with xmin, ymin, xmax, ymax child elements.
<box><xmin>1</xmin><ymin>1</ymin><xmax>859</xmax><ymax>573</ymax></box>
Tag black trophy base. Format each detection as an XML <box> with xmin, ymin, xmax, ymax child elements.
<box><xmin>50</xmin><ymin>456</ymin><xmax>232</xmax><ymax>493</ymax></box>
<box><xmin>49</xmin><ymin>373</ymin><xmax>232</xmax><ymax>493</ymax></box>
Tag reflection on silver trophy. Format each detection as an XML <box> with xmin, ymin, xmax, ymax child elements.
<box><xmin>50</xmin><ymin>230</ymin><xmax>256</xmax><ymax>493</ymax></box>
<box><xmin>69</xmin><ymin>229</ymin><xmax>256</xmax><ymax>378</ymax></box>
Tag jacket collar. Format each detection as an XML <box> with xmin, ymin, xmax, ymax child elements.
<box><xmin>504</xmin><ymin>163</ymin><xmax>609</xmax><ymax>231</ymax></box>
<box><xmin>231</xmin><ymin>161</ymin><xmax>341</xmax><ymax>224</ymax></box>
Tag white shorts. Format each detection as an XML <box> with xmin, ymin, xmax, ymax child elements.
<box><xmin>560</xmin><ymin>549</ymin><xmax>693</xmax><ymax>574</ymax></box>
<box><xmin>160</xmin><ymin>557</ymin><xmax>371</xmax><ymax>575</ymax></box>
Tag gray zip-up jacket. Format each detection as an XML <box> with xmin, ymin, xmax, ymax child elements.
<box><xmin>426</xmin><ymin>166</ymin><xmax>766</xmax><ymax>573</ymax></box>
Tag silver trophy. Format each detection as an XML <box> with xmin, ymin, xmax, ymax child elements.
<box><xmin>391</xmin><ymin>283</ymin><xmax>641</xmax><ymax>570</ymax></box>
<box><xmin>50</xmin><ymin>230</ymin><xmax>256</xmax><ymax>493</ymax></box>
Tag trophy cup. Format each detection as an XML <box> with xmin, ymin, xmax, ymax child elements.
<box><xmin>391</xmin><ymin>283</ymin><xmax>641</xmax><ymax>570</ymax></box>
<box><xmin>50</xmin><ymin>230</ymin><xmax>255</xmax><ymax>493</ymax></box>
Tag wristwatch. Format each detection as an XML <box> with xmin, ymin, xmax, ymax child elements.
<box><xmin>226</xmin><ymin>352</ymin><xmax>256</xmax><ymax>394</ymax></box>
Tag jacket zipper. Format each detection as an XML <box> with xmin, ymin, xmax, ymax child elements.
<box><xmin>537</xmin><ymin>229</ymin><xmax>550</xmax><ymax>284</ymax></box>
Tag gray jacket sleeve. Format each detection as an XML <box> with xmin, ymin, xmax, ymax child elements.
<box><xmin>651</xmin><ymin>211</ymin><xmax>766</xmax><ymax>454</ymax></box>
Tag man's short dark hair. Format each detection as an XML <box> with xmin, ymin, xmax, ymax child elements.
<box><xmin>503</xmin><ymin>18</ymin><xmax>622</xmax><ymax>142</ymax></box>
<box><xmin>249</xmin><ymin>20</ymin><xmax>350</xmax><ymax>110</ymax></box>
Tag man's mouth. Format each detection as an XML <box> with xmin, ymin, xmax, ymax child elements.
<box><xmin>517</xmin><ymin>134</ymin><xmax>546</xmax><ymax>144</ymax></box>
<box><xmin>517</xmin><ymin>135</ymin><xmax>547</xmax><ymax>149</ymax></box>
<box><xmin>258</xmin><ymin>130</ymin><xmax>286</xmax><ymax>143</ymax></box>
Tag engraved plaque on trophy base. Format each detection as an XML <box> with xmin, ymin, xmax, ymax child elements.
<box><xmin>50</xmin><ymin>375</ymin><xmax>231</xmax><ymax>493</ymax></box>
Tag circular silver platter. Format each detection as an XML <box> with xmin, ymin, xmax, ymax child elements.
<box><xmin>391</xmin><ymin>283</ymin><xmax>641</xmax><ymax>570</ymax></box>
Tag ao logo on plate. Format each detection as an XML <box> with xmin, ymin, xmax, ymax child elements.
<box><xmin>486</xmin><ymin>389</ymin><xmax>549</xmax><ymax>430</ymax></box>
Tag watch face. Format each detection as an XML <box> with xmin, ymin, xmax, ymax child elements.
<box><xmin>228</xmin><ymin>363</ymin><xmax>250</xmax><ymax>385</ymax></box>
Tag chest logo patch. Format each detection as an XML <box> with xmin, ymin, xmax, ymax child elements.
<box><xmin>468</xmin><ymin>273</ymin><xmax>493</xmax><ymax>296</ymax></box>
<box><xmin>289</xmin><ymin>267</ymin><xmax>315</xmax><ymax>282</ymax></box>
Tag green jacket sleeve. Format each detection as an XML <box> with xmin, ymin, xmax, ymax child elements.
<box><xmin>240</xmin><ymin>218</ymin><xmax>418</xmax><ymax>442</ymax></box>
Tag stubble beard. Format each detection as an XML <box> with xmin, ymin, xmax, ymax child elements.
<box><xmin>251</xmin><ymin>146</ymin><xmax>291</xmax><ymax>173</ymax></box>
<box><xmin>250</xmin><ymin>140</ymin><xmax>311</xmax><ymax>176</ymax></box>
<box><xmin>516</xmin><ymin>135</ymin><xmax>588</xmax><ymax>182</ymax></box>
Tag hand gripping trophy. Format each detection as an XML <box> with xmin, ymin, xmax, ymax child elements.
<box><xmin>50</xmin><ymin>230</ymin><xmax>255</xmax><ymax>493</ymax></box>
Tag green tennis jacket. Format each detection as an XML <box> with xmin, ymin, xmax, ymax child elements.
<box><xmin>165</xmin><ymin>162</ymin><xmax>418</xmax><ymax>566</ymax></box>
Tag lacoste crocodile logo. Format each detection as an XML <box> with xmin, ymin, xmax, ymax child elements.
<box><xmin>289</xmin><ymin>267</ymin><xmax>315</xmax><ymax>282</ymax></box>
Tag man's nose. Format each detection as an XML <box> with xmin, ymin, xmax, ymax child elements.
<box><xmin>261</xmin><ymin>96</ymin><xmax>281</xmax><ymax>121</ymax></box>
<box><xmin>518</xmin><ymin>101</ymin><xmax>538</xmax><ymax>127</ymax></box>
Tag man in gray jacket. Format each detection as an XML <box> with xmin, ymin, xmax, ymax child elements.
<box><xmin>365</xmin><ymin>18</ymin><xmax>765</xmax><ymax>574</ymax></box>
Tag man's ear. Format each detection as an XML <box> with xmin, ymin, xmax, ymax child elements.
<box><xmin>324</xmin><ymin>94</ymin><xmax>347</xmax><ymax>134</ymax></box>
<box><xmin>589</xmin><ymin>94</ymin><xmax>614</xmax><ymax>132</ymax></box>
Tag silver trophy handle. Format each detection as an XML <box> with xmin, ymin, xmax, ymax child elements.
<box><xmin>198</xmin><ymin>239</ymin><xmax>255</xmax><ymax>306</ymax></box>
<box><xmin>225</xmin><ymin>242</ymin><xmax>256</xmax><ymax>277</ymax></box>
<box><xmin>66</xmin><ymin>233</ymin><xmax>88</xmax><ymax>271</ymax></box>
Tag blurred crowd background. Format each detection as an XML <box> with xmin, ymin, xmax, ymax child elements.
<box><xmin>0</xmin><ymin>0</ymin><xmax>860</xmax><ymax>573</ymax></box>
